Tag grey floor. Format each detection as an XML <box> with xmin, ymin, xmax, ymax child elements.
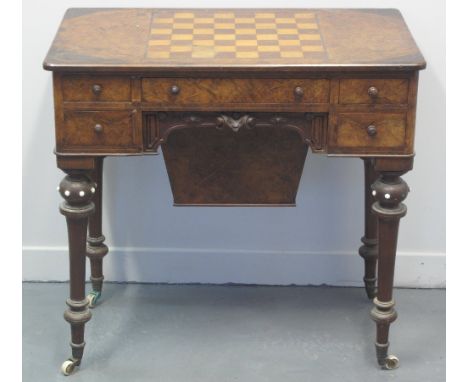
<box><xmin>23</xmin><ymin>283</ymin><xmax>445</xmax><ymax>382</ymax></box>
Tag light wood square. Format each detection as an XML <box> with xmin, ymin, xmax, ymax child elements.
<box><xmin>258</xmin><ymin>45</ymin><xmax>281</xmax><ymax>52</ymax></box>
<box><xmin>236</xmin><ymin>40</ymin><xmax>258</xmax><ymax>47</ymax></box>
<box><xmin>236</xmin><ymin>51</ymin><xmax>259</xmax><ymax>58</ymax></box>
<box><xmin>174</xmin><ymin>12</ymin><xmax>195</xmax><ymax>18</ymax></box>
<box><xmin>148</xmin><ymin>40</ymin><xmax>171</xmax><ymax>46</ymax></box>
<box><xmin>214</xmin><ymin>34</ymin><xmax>236</xmax><ymax>40</ymax></box>
<box><xmin>171</xmin><ymin>35</ymin><xmax>193</xmax><ymax>41</ymax></box>
<box><xmin>280</xmin><ymin>51</ymin><xmax>304</xmax><ymax>58</ymax></box>
<box><xmin>151</xmin><ymin>29</ymin><xmax>172</xmax><ymax>35</ymax></box>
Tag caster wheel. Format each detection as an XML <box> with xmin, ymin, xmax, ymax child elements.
<box><xmin>87</xmin><ymin>291</ymin><xmax>101</xmax><ymax>308</ymax></box>
<box><xmin>61</xmin><ymin>359</ymin><xmax>76</xmax><ymax>376</ymax></box>
<box><xmin>383</xmin><ymin>355</ymin><xmax>399</xmax><ymax>370</ymax></box>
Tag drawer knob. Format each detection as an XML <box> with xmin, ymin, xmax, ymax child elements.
<box><xmin>92</xmin><ymin>84</ymin><xmax>102</xmax><ymax>95</ymax></box>
<box><xmin>294</xmin><ymin>86</ymin><xmax>304</xmax><ymax>98</ymax></box>
<box><xmin>170</xmin><ymin>85</ymin><xmax>180</xmax><ymax>95</ymax></box>
<box><xmin>367</xmin><ymin>125</ymin><xmax>377</xmax><ymax>137</ymax></box>
<box><xmin>368</xmin><ymin>86</ymin><xmax>379</xmax><ymax>98</ymax></box>
<box><xmin>94</xmin><ymin>124</ymin><xmax>103</xmax><ymax>133</ymax></box>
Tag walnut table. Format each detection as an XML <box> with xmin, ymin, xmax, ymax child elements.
<box><xmin>43</xmin><ymin>8</ymin><xmax>426</xmax><ymax>375</ymax></box>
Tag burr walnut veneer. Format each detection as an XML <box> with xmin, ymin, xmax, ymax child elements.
<box><xmin>44</xmin><ymin>8</ymin><xmax>426</xmax><ymax>375</ymax></box>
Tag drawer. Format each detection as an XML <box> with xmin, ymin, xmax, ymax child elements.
<box><xmin>141</xmin><ymin>78</ymin><xmax>330</xmax><ymax>105</ymax></box>
<box><xmin>61</xmin><ymin>110</ymin><xmax>138</xmax><ymax>151</ymax></box>
<box><xmin>339</xmin><ymin>79</ymin><xmax>408</xmax><ymax>104</ymax></box>
<box><xmin>61</xmin><ymin>75</ymin><xmax>132</xmax><ymax>102</ymax></box>
<box><xmin>329</xmin><ymin>113</ymin><xmax>407</xmax><ymax>153</ymax></box>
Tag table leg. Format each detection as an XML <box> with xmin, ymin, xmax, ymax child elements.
<box><xmin>359</xmin><ymin>158</ymin><xmax>379</xmax><ymax>299</ymax></box>
<box><xmin>370</xmin><ymin>171</ymin><xmax>409</xmax><ymax>370</ymax></box>
<box><xmin>58</xmin><ymin>172</ymin><xmax>95</xmax><ymax>376</ymax></box>
<box><xmin>86</xmin><ymin>157</ymin><xmax>108</xmax><ymax>308</ymax></box>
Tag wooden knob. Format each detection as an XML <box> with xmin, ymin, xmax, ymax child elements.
<box><xmin>92</xmin><ymin>84</ymin><xmax>102</xmax><ymax>95</ymax></box>
<box><xmin>294</xmin><ymin>86</ymin><xmax>304</xmax><ymax>98</ymax></box>
<box><xmin>367</xmin><ymin>125</ymin><xmax>377</xmax><ymax>137</ymax></box>
<box><xmin>170</xmin><ymin>85</ymin><xmax>180</xmax><ymax>95</ymax></box>
<box><xmin>368</xmin><ymin>86</ymin><xmax>378</xmax><ymax>98</ymax></box>
<box><xmin>94</xmin><ymin>124</ymin><xmax>103</xmax><ymax>133</ymax></box>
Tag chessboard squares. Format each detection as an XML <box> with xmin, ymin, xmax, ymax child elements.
<box><xmin>297</xmin><ymin>22</ymin><xmax>319</xmax><ymax>29</ymax></box>
<box><xmin>214</xmin><ymin>34</ymin><xmax>236</xmax><ymax>41</ymax></box>
<box><xmin>236</xmin><ymin>17</ymin><xmax>256</xmax><ymax>24</ymax></box>
<box><xmin>147</xmin><ymin>51</ymin><xmax>171</xmax><ymax>59</ymax></box>
<box><xmin>148</xmin><ymin>39</ymin><xmax>171</xmax><ymax>47</ymax></box>
<box><xmin>170</xmin><ymin>45</ymin><xmax>193</xmax><ymax>53</ymax></box>
<box><xmin>302</xmin><ymin>45</ymin><xmax>325</xmax><ymax>52</ymax></box>
<box><xmin>192</xmin><ymin>40</ymin><xmax>215</xmax><ymax>47</ymax></box>
<box><xmin>280</xmin><ymin>51</ymin><xmax>304</xmax><ymax>58</ymax></box>
<box><xmin>171</xmin><ymin>34</ymin><xmax>194</xmax><ymax>41</ymax></box>
<box><xmin>257</xmin><ymin>45</ymin><xmax>281</xmax><ymax>53</ymax></box>
<box><xmin>236</xmin><ymin>51</ymin><xmax>259</xmax><ymax>59</ymax></box>
<box><xmin>236</xmin><ymin>28</ymin><xmax>257</xmax><ymax>35</ymax></box>
<box><xmin>173</xmin><ymin>12</ymin><xmax>196</xmax><ymax>19</ymax></box>
<box><xmin>193</xmin><ymin>17</ymin><xmax>215</xmax><ymax>24</ymax></box>
<box><xmin>256</xmin><ymin>34</ymin><xmax>278</xmax><ymax>41</ymax></box>
<box><xmin>192</xmin><ymin>50</ymin><xmax>216</xmax><ymax>58</ymax></box>
<box><xmin>151</xmin><ymin>28</ymin><xmax>172</xmax><ymax>35</ymax></box>
<box><xmin>172</xmin><ymin>22</ymin><xmax>196</xmax><ymax>29</ymax></box>
<box><xmin>213</xmin><ymin>46</ymin><xmax>236</xmax><ymax>53</ymax></box>
<box><xmin>213</xmin><ymin>23</ymin><xmax>235</xmax><ymax>29</ymax></box>
<box><xmin>278</xmin><ymin>40</ymin><xmax>301</xmax><ymax>46</ymax></box>
<box><xmin>147</xmin><ymin>10</ymin><xmax>326</xmax><ymax>61</ymax></box>
<box><xmin>254</xmin><ymin>12</ymin><xmax>276</xmax><ymax>19</ymax></box>
<box><xmin>152</xmin><ymin>17</ymin><xmax>173</xmax><ymax>24</ymax></box>
<box><xmin>275</xmin><ymin>17</ymin><xmax>296</xmax><ymax>24</ymax></box>
<box><xmin>255</xmin><ymin>23</ymin><xmax>277</xmax><ymax>29</ymax></box>
<box><xmin>213</xmin><ymin>12</ymin><xmax>236</xmax><ymax>19</ymax></box>
<box><xmin>193</xmin><ymin>28</ymin><xmax>215</xmax><ymax>35</ymax></box>
<box><xmin>294</xmin><ymin>12</ymin><xmax>316</xmax><ymax>19</ymax></box>
<box><xmin>235</xmin><ymin>40</ymin><xmax>258</xmax><ymax>47</ymax></box>
<box><xmin>298</xmin><ymin>34</ymin><xmax>321</xmax><ymax>41</ymax></box>
<box><xmin>277</xmin><ymin>28</ymin><xmax>299</xmax><ymax>35</ymax></box>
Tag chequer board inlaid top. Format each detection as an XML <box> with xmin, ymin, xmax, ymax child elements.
<box><xmin>147</xmin><ymin>10</ymin><xmax>325</xmax><ymax>61</ymax></box>
<box><xmin>44</xmin><ymin>8</ymin><xmax>426</xmax><ymax>72</ymax></box>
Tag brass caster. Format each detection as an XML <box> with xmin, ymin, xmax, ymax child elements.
<box><xmin>61</xmin><ymin>358</ymin><xmax>79</xmax><ymax>376</ymax></box>
<box><xmin>87</xmin><ymin>290</ymin><xmax>101</xmax><ymax>309</ymax></box>
<box><xmin>382</xmin><ymin>355</ymin><xmax>399</xmax><ymax>370</ymax></box>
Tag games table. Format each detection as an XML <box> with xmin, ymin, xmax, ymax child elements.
<box><xmin>43</xmin><ymin>8</ymin><xmax>426</xmax><ymax>375</ymax></box>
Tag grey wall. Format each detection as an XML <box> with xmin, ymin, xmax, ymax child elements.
<box><xmin>23</xmin><ymin>0</ymin><xmax>446</xmax><ymax>286</ymax></box>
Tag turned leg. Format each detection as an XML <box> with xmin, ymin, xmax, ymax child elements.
<box><xmin>86</xmin><ymin>157</ymin><xmax>108</xmax><ymax>308</ymax></box>
<box><xmin>58</xmin><ymin>172</ymin><xmax>95</xmax><ymax>375</ymax></box>
<box><xmin>370</xmin><ymin>172</ymin><xmax>409</xmax><ymax>370</ymax></box>
<box><xmin>359</xmin><ymin>158</ymin><xmax>379</xmax><ymax>299</ymax></box>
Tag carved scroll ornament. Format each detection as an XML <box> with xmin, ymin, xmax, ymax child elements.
<box><xmin>143</xmin><ymin>112</ymin><xmax>328</xmax><ymax>152</ymax></box>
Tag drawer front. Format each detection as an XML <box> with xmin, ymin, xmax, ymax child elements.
<box><xmin>339</xmin><ymin>79</ymin><xmax>409</xmax><ymax>104</ymax></box>
<box><xmin>61</xmin><ymin>110</ymin><xmax>138</xmax><ymax>151</ymax></box>
<box><xmin>61</xmin><ymin>75</ymin><xmax>132</xmax><ymax>102</ymax></box>
<box><xmin>141</xmin><ymin>78</ymin><xmax>330</xmax><ymax>105</ymax></box>
<box><xmin>329</xmin><ymin>113</ymin><xmax>407</xmax><ymax>153</ymax></box>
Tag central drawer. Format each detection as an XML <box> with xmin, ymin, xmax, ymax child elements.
<box><xmin>141</xmin><ymin>78</ymin><xmax>330</xmax><ymax>106</ymax></box>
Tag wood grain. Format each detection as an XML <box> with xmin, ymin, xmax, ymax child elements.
<box><xmin>43</xmin><ymin>8</ymin><xmax>425</xmax><ymax>72</ymax></box>
<box><xmin>141</xmin><ymin>78</ymin><xmax>330</xmax><ymax>105</ymax></box>
<box><xmin>329</xmin><ymin>112</ymin><xmax>407</xmax><ymax>154</ymax></box>
<box><xmin>61</xmin><ymin>110</ymin><xmax>139</xmax><ymax>152</ymax></box>
<box><xmin>339</xmin><ymin>79</ymin><xmax>409</xmax><ymax>105</ymax></box>
<box><xmin>62</xmin><ymin>75</ymin><xmax>132</xmax><ymax>102</ymax></box>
